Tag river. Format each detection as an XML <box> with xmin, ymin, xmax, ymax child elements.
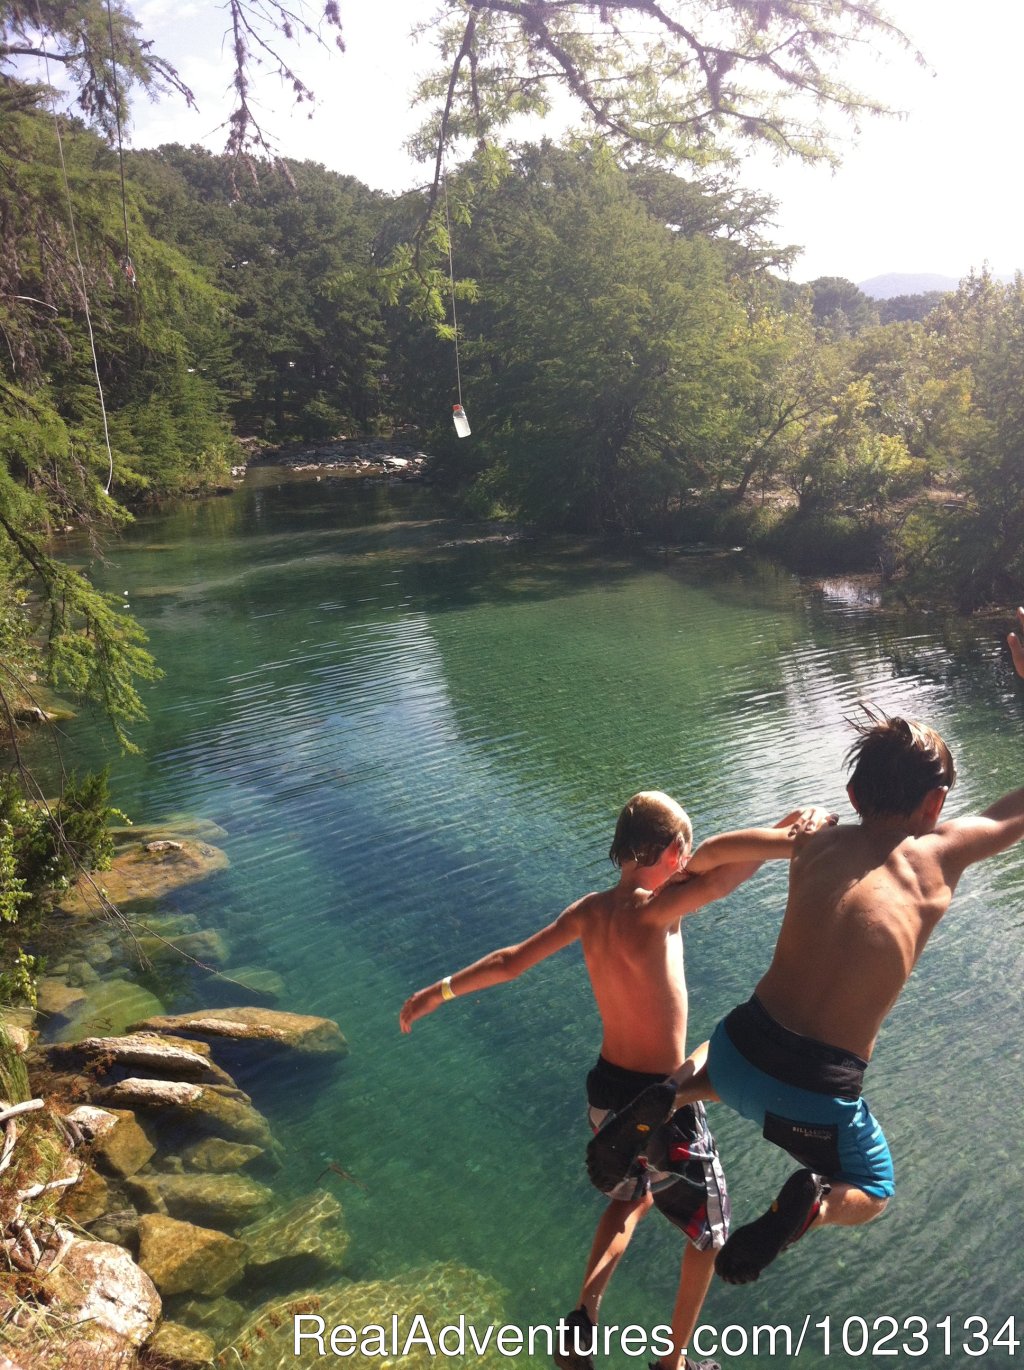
<box><xmin>40</xmin><ymin>471</ymin><xmax>1024</xmax><ymax>1367</ymax></box>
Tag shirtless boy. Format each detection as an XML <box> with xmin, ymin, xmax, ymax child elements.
<box><xmin>591</xmin><ymin>608</ymin><xmax>1024</xmax><ymax>1287</ymax></box>
<box><xmin>400</xmin><ymin>792</ymin><xmax>829</xmax><ymax>1370</ymax></box>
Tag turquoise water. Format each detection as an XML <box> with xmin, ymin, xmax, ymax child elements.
<box><xmin>43</xmin><ymin>474</ymin><xmax>1024</xmax><ymax>1366</ymax></box>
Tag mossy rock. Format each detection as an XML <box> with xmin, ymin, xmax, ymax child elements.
<box><xmin>181</xmin><ymin>1137</ymin><xmax>265</xmax><ymax>1173</ymax></box>
<box><xmin>239</xmin><ymin>1189</ymin><xmax>348</xmax><ymax>1281</ymax></box>
<box><xmin>138</xmin><ymin>1214</ymin><xmax>247</xmax><ymax>1297</ymax></box>
<box><xmin>99</xmin><ymin>1079</ymin><xmax>276</xmax><ymax>1151</ymax></box>
<box><xmin>225</xmin><ymin>1263</ymin><xmax>507</xmax><ymax>1370</ymax></box>
<box><xmin>56</xmin><ymin>840</ymin><xmax>229</xmax><ymax>918</ymax></box>
<box><xmin>146</xmin><ymin>1320</ymin><xmax>217</xmax><ymax>1368</ymax></box>
<box><xmin>128</xmin><ymin>1171</ymin><xmax>274</xmax><ymax>1231</ymax></box>
<box><xmin>129</xmin><ymin>1007</ymin><xmax>347</xmax><ymax>1059</ymax></box>
<box><xmin>52</xmin><ymin>979</ymin><xmax>166</xmax><ymax>1043</ymax></box>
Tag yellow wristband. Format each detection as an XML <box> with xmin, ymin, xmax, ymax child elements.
<box><xmin>440</xmin><ymin>975</ymin><xmax>456</xmax><ymax>1001</ymax></box>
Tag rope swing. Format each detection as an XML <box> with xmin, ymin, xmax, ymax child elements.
<box><xmin>443</xmin><ymin>171</ymin><xmax>471</xmax><ymax>438</ymax></box>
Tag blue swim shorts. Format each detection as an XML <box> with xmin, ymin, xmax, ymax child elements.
<box><xmin>707</xmin><ymin>998</ymin><xmax>895</xmax><ymax>1200</ymax></box>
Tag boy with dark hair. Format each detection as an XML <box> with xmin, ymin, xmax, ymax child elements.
<box><xmin>591</xmin><ymin>608</ymin><xmax>1024</xmax><ymax>1287</ymax></box>
<box><xmin>401</xmin><ymin>791</ymin><xmax>831</xmax><ymax>1370</ymax></box>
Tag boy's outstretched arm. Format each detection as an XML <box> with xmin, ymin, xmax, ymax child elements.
<box><xmin>639</xmin><ymin>806</ymin><xmax>836</xmax><ymax>929</ymax></box>
<box><xmin>1009</xmin><ymin>606</ymin><xmax>1024</xmax><ymax>678</ymax></box>
<box><xmin>685</xmin><ymin>806</ymin><xmax>836</xmax><ymax>875</ymax></box>
<box><xmin>937</xmin><ymin>608</ymin><xmax>1024</xmax><ymax>877</ymax></box>
<box><xmin>399</xmin><ymin>898</ymin><xmax>585</xmax><ymax>1033</ymax></box>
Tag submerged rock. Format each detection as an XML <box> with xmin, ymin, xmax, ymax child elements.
<box><xmin>36</xmin><ymin>979</ymin><xmax>88</xmax><ymax>1026</ymax></box>
<box><xmin>181</xmin><ymin>1137</ymin><xmax>266</xmax><ymax>1173</ymax></box>
<box><xmin>225</xmin><ymin>1263</ymin><xmax>507</xmax><ymax>1370</ymax></box>
<box><xmin>130</xmin><ymin>1006</ymin><xmax>347</xmax><ymax>1058</ymax></box>
<box><xmin>208</xmin><ymin>965</ymin><xmax>285</xmax><ymax>1004</ymax></box>
<box><xmin>56</xmin><ymin>839</ymin><xmax>229</xmax><ymax>918</ymax></box>
<box><xmin>146</xmin><ymin>1320</ymin><xmax>217</xmax><ymax>1368</ymax></box>
<box><xmin>239</xmin><ymin>1190</ymin><xmax>348</xmax><ymax>1281</ymax></box>
<box><xmin>63</xmin><ymin>1165</ymin><xmax>111</xmax><ymax>1225</ymax></box>
<box><xmin>127</xmin><ymin>1171</ymin><xmax>274</xmax><ymax>1231</ymax></box>
<box><xmin>136</xmin><ymin>930</ymin><xmax>231</xmax><ymax>968</ymax></box>
<box><xmin>52</xmin><ymin>980</ymin><xmax>166</xmax><ymax>1043</ymax></box>
<box><xmin>98</xmin><ymin>1078</ymin><xmax>276</xmax><ymax>1150</ymax></box>
<box><xmin>137</xmin><ymin>1214</ymin><xmax>247</xmax><ymax>1297</ymax></box>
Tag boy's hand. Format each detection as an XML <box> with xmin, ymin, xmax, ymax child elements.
<box><xmin>399</xmin><ymin>985</ymin><xmax>440</xmax><ymax>1033</ymax></box>
<box><xmin>787</xmin><ymin>806</ymin><xmax>838</xmax><ymax>837</ymax></box>
<box><xmin>1009</xmin><ymin>607</ymin><xmax>1024</xmax><ymax>679</ymax></box>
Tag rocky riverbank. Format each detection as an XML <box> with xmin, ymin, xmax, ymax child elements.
<box><xmin>240</xmin><ymin>434</ymin><xmax>432</xmax><ymax>482</ymax></box>
<box><xmin>1</xmin><ymin>820</ymin><xmax>507</xmax><ymax>1369</ymax></box>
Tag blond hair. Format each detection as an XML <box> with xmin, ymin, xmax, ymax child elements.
<box><xmin>609</xmin><ymin>791</ymin><xmax>692</xmax><ymax>868</ymax></box>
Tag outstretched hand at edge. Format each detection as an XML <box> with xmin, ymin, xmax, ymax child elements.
<box><xmin>1009</xmin><ymin>607</ymin><xmax>1024</xmax><ymax>679</ymax></box>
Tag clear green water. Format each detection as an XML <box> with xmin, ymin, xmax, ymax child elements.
<box><xmin>42</xmin><ymin>475</ymin><xmax>1024</xmax><ymax>1366</ymax></box>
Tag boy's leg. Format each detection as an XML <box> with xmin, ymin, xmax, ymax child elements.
<box><xmin>654</xmin><ymin>1243</ymin><xmax>716</xmax><ymax>1370</ymax></box>
<box><xmin>817</xmin><ymin>1181</ymin><xmax>888</xmax><ymax>1227</ymax></box>
<box><xmin>555</xmin><ymin>1193</ymin><xmax>653</xmax><ymax>1370</ymax></box>
<box><xmin>716</xmin><ymin>1172</ymin><xmax>888</xmax><ymax>1285</ymax></box>
<box><xmin>580</xmin><ymin>1192</ymin><xmax>653</xmax><ymax>1321</ymax></box>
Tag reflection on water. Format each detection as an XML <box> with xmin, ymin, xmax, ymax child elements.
<box><xmin>42</xmin><ymin>478</ymin><xmax>1024</xmax><ymax>1367</ymax></box>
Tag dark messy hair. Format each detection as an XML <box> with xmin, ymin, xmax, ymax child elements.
<box><xmin>609</xmin><ymin>791</ymin><xmax>692</xmax><ymax>868</ymax></box>
<box><xmin>845</xmin><ymin>706</ymin><xmax>956</xmax><ymax>819</ymax></box>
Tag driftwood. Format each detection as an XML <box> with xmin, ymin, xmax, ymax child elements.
<box><xmin>0</xmin><ymin>1097</ymin><xmax>79</xmax><ymax>1276</ymax></box>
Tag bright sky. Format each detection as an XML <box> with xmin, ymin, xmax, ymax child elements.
<box><xmin>127</xmin><ymin>0</ymin><xmax>1023</xmax><ymax>285</ymax></box>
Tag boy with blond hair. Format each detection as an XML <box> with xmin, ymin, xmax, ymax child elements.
<box><xmin>401</xmin><ymin>791</ymin><xmax>831</xmax><ymax>1370</ymax></box>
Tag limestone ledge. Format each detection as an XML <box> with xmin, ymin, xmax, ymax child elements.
<box><xmin>55</xmin><ymin>838</ymin><xmax>229</xmax><ymax>918</ymax></box>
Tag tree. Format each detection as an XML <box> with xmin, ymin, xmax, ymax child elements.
<box><xmin>0</xmin><ymin>0</ymin><xmax>343</xmax><ymax>165</ymax></box>
<box><xmin>412</xmin><ymin>2</ymin><xmax>917</xmax><ymax>209</ymax></box>
<box><xmin>807</xmin><ymin>276</ymin><xmax>879</xmax><ymax>337</ymax></box>
<box><xmin>131</xmin><ymin>146</ymin><xmax>389</xmax><ymax>439</ymax></box>
<box><xmin>421</xmin><ymin>143</ymin><xmax>756</xmax><ymax>531</ymax></box>
<box><xmin>900</xmin><ymin>272</ymin><xmax>1024</xmax><ymax>607</ymax></box>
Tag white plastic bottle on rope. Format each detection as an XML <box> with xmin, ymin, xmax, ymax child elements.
<box><xmin>452</xmin><ymin>404</ymin><xmax>471</xmax><ymax>438</ymax></box>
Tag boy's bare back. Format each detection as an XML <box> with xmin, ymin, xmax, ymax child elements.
<box><xmin>574</xmin><ymin>885</ymin><xmax>690</xmax><ymax>1075</ymax></box>
<box><xmin>756</xmin><ymin>762</ymin><xmax>1024</xmax><ymax>1062</ymax></box>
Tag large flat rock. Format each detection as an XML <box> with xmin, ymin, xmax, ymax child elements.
<box><xmin>239</xmin><ymin>1189</ymin><xmax>348</xmax><ymax>1279</ymax></box>
<box><xmin>127</xmin><ymin>1171</ymin><xmax>274</xmax><ymax>1231</ymax></box>
<box><xmin>130</xmin><ymin>1006</ymin><xmax>347</xmax><ymax>1058</ymax></box>
<box><xmin>98</xmin><ymin>1078</ymin><xmax>276</xmax><ymax>1150</ymax></box>
<box><xmin>46</xmin><ymin>1034</ymin><xmax>235</xmax><ymax>1087</ymax></box>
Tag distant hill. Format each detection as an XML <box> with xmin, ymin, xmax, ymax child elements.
<box><xmin>858</xmin><ymin>273</ymin><xmax>960</xmax><ymax>300</ymax></box>
<box><xmin>859</xmin><ymin>270</ymin><xmax>1017</xmax><ymax>300</ymax></box>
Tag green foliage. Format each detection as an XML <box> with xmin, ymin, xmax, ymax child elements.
<box><xmin>413</xmin><ymin>2</ymin><xmax>916</xmax><ymax>173</ymax></box>
<box><xmin>0</xmin><ymin>769</ymin><xmax>119</xmax><ymax>1005</ymax></box>
<box><xmin>130</xmin><ymin>146</ymin><xmax>389</xmax><ymax>440</ymax></box>
<box><xmin>807</xmin><ymin>277</ymin><xmax>880</xmax><ymax>338</ymax></box>
<box><xmin>900</xmin><ymin>272</ymin><xmax>1024</xmax><ymax>607</ymax></box>
<box><xmin>395</xmin><ymin>144</ymin><xmax>762</xmax><ymax>532</ymax></box>
<box><xmin>0</xmin><ymin>1022</ymin><xmax>31</xmax><ymax>1102</ymax></box>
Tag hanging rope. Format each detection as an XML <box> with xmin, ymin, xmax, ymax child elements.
<box><xmin>104</xmin><ymin>0</ymin><xmax>136</xmax><ymax>287</ymax></box>
<box><xmin>33</xmin><ymin>0</ymin><xmax>117</xmax><ymax>494</ymax></box>
<box><xmin>442</xmin><ymin>169</ymin><xmax>464</xmax><ymax>410</ymax></box>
